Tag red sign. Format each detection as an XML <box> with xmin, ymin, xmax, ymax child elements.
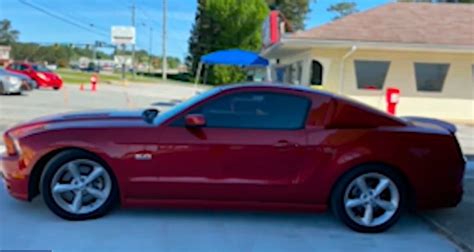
<box><xmin>262</xmin><ymin>11</ymin><xmax>291</xmax><ymax>49</ymax></box>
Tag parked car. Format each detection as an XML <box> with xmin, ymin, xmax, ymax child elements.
<box><xmin>0</xmin><ymin>84</ymin><xmax>465</xmax><ymax>233</ymax></box>
<box><xmin>0</xmin><ymin>68</ymin><xmax>24</xmax><ymax>95</ymax></box>
<box><xmin>6</xmin><ymin>62</ymin><xmax>63</xmax><ymax>90</ymax></box>
<box><xmin>4</xmin><ymin>69</ymin><xmax>37</xmax><ymax>90</ymax></box>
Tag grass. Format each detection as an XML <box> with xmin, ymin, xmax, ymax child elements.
<box><xmin>56</xmin><ymin>68</ymin><xmax>170</xmax><ymax>85</ymax></box>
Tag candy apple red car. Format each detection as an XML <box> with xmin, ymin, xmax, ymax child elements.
<box><xmin>6</xmin><ymin>62</ymin><xmax>63</xmax><ymax>90</ymax></box>
<box><xmin>0</xmin><ymin>84</ymin><xmax>465</xmax><ymax>232</ymax></box>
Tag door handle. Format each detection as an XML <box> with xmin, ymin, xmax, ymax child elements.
<box><xmin>273</xmin><ymin>140</ymin><xmax>298</xmax><ymax>148</ymax></box>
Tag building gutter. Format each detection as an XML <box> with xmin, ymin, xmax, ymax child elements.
<box><xmin>339</xmin><ymin>45</ymin><xmax>357</xmax><ymax>94</ymax></box>
<box><xmin>278</xmin><ymin>38</ymin><xmax>474</xmax><ymax>53</ymax></box>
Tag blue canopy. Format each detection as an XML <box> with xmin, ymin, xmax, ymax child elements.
<box><xmin>200</xmin><ymin>49</ymin><xmax>269</xmax><ymax>67</ymax></box>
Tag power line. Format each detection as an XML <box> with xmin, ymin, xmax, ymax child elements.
<box><xmin>33</xmin><ymin>1</ymin><xmax>110</xmax><ymax>33</ymax></box>
<box><xmin>17</xmin><ymin>0</ymin><xmax>109</xmax><ymax>38</ymax></box>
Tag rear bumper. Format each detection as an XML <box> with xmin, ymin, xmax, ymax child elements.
<box><xmin>417</xmin><ymin>185</ymin><xmax>463</xmax><ymax>210</ymax></box>
<box><xmin>0</xmin><ymin>153</ymin><xmax>29</xmax><ymax>201</ymax></box>
<box><xmin>416</xmin><ymin>161</ymin><xmax>465</xmax><ymax>210</ymax></box>
<box><xmin>2</xmin><ymin>83</ymin><xmax>22</xmax><ymax>94</ymax></box>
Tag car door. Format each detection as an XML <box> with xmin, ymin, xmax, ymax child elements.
<box><xmin>153</xmin><ymin>89</ymin><xmax>313</xmax><ymax>203</ymax></box>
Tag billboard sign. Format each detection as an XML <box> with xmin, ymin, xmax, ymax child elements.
<box><xmin>111</xmin><ymin>26</ymin><xmax>136</xmax><ymax>45</ymax></box>
<box><xmin>0</xmin><ymin>46</ymin><xmax>11</xmax><ymax>61</ymax></box>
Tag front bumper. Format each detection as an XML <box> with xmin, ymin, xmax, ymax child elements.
<box><xmin>0</xmin><ymin>153</ymin><xmax>29</xmax><ymax>201</ymax></box>
<box><xmin>2</xmin><ymin>83</ymin><xmax>22</xmax><ymax>94</ymax></box>
<box><xmin>36</xmin><ymin>78</ymin><xmax>62</xmax><ymax>88</ymax></box>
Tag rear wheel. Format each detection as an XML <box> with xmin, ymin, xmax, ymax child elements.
<box><xmin>41</xmin><ymin>150</ymin><xmax>118</xmax><ymax>220</ymax></box>
<box><xmin>331</xmin><ymin>164</ymin><xmax>406</xmax><ymax>233</ymax></box>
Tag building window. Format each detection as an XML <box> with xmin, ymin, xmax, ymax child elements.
<box><xmin>354</xmin><ymin>60</ymin><xmax>390</xmax><ymax>90</ymax></box>
<box><xmin>310</xmin><ymin>60</ymin><xmax>323</xmax><ymax>85</ymax></box>
<box><xmin>414</xmin><ymin>63</ymin><xmax>450</xmax><ymax>92</ymax></box>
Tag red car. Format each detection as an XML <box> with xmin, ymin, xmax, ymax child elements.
<box><xmin>6</xmin><ymin>62</ymin><xmax>63</xmax><ymax>90</ymax></box>
<box><xmin>1</xmin><ymin>84</ymin><xmax>465</xmax><ymax>232</ymax></box>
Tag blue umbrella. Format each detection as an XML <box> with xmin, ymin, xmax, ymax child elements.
<box><xmin>201</xmin><ymin>49</ymin><xmax>269</xmax><ymax>67</ymax></box>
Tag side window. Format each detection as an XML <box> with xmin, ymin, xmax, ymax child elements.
<box><xmin>10</xmin><ymin>64</ymin><xmax>18</xmax><ymax>70</ymax></box>
<box><xmin>310</xmin><ymin>60</ymin><xmax>323</xmax><ymax>86</ymax></box>
<box><xmin>19</xmin><ymin>64</ymin><xmax>29</xmax><ymax>71</ymax></box>
<box><xmin>354</xmin><ymin>60</ymin><xmax>390</xmax><ymax>90</ymax></box>
<box><xmin>179</xmin><ymin>92</ymin><xmax>311</xmax><ymax>130</ymax></box>
<box><xmin>414</xmin><ymin>63</ymin><xmax>450</xmax><ymax>92</ymax></box>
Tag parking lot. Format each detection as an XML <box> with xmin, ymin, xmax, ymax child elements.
<box><xmin>1</xmin><ymin>83</ymin><xmax>473</xmax><ymax>252</ymax></box>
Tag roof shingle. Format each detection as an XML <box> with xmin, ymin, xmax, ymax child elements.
<box><xmin>290</xmin><ymin>3</ymin><xmax>474</xmax><ymax>46</ymax></box>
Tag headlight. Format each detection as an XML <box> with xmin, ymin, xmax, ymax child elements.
<box><xmin>37</xmin><ymin>73</ymin><xmax>50</xmax><ymax>81</ymax></box>
<box><xmin>4</xmin><ymin>133</ymin><xmax>20</xmax><ymax>156</ymax></box>
<box><xmin>5</xmin><ymin>76</ymin><xmax>21</xmax><ymax>86</ymax></box>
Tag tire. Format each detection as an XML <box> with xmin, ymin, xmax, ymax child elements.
<box><xmin>53</xmin><ymin>87</ymin><xmax>60</xmax><ymax>90</ymax></box>
<box><xmin>330</xmin><ymin>164</ymin><xmax>407</xmax><ymax>233</ymax></box>
<box><xmin>41</xmin><ymin>149</ymin><xmax>119</xmax><ymax>220</ymax></box>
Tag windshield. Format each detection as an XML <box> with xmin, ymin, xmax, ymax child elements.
<box><xmin>154</xmin><ymin>87</ymin><xmax>221</xmax><ymax>125</ymax></box>
<box><xmin>32</xmin><ymin>64</ymin><xmax>51</xmax><ymax>72</ymax></box>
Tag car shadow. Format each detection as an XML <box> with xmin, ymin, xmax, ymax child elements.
<box><xmin>1</xmin><ymin>186</ymin><xmax>419</xmax><ymax>236</ymax></box>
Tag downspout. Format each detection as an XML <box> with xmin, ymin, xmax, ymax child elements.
<box><xmin>338</xmin><ymin>45</ymin><xmax>357</xmax><ymax>94</ymax></box>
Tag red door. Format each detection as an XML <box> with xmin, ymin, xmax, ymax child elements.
<box><xmin>148</xmin><ymin>90</ymin><xmax>314</xmax><ymax>203</ymax></box>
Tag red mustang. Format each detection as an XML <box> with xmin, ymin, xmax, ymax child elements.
<box><xmin>6</xmin><ymin>62</ymin><xmax>63</xmax><ymax>90</ymax></box>
<box><xmin>1</xmin><ymin>84</ymin><xmax>465</xmax><ymax>232</ymax></box>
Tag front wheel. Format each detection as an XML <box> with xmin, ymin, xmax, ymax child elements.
<box><xmin>331</xmin><ymin>164</ymin><xmax>407</xmax><ymax>233</ymax></box>
<box><xmin>41</xmin><ymin>150</ymin><xmax>118</xmax><ymax>220</ymax></box>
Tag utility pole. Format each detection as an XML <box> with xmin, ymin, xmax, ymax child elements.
<box><xmin>92</xmin><ymin>41</ymin><xmax>97</xmax><ymax>71</ymax></box>
<box><xmin>162</xmin><ymin>0</ymin><xmax>167</xmax><ymax>80</ymax></box>
<box><xmin>149</xmin><ymin>27</ymin><xmax>153</xmax><ymax>74</ymax></box>
<box><xmin>131</xmin><ymin>0</ymin><xmax>136</xmax><ymax>79</ymax></box>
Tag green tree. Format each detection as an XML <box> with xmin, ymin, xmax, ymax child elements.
<box><xmin>0</xmin><ymin>19</ymin><xmax>20</xmax><ymax>45</ymax></box>
<box><xmin>266</xmin><ymin>0</ymin><xmax>312</xmax><ymax>30</ymax></box>
<box><xmin>327</xmin><ymin>2</ymin><xmax>358</xmax><ymax>20</ymax></box>
<box><xmin>187</xmin><ymin>0</ymin><xmax>269</xmax><ymax>85</ymax></box>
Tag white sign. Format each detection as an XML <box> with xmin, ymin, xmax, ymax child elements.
<box><xmin>114</xmin><ymin>55</ymin><xmax>132</xmax><ymax>66</ymax></box>
<box><xmin>0</xmin><ymin>46</ymin><xmax>11</xmax><ymax>60</ymax></box>
<box><xmin>111</xmin><ymin>26</ymin><xmax>136</xmax><ymax>45</ymax></box>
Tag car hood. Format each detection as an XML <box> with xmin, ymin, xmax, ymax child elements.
<box><xmin>0</xmin><ymin>69</ymin><xmax>31</xmax><ymax>80</ymax></box>
<box><xmin>8</xmin><ymin>71</ymin><xmax>31</xmax><ymax>80</ymax></box>
<box><xmin>6</xmin><ymin>109</ymin><xmax>152</xmax><ymax>138</ymax></box>
<box><xmin>39</xmin><ymin>71</ymin><xmax>61</xmax><ymax>80</ymax></box>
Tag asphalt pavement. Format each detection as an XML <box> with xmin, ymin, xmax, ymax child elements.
<box><xmin>0</xmin><ymin>183</ymin><xmax>459</xmax><ymax>252</ymax></box>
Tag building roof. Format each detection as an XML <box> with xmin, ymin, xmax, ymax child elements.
<box><xmin>290</xmin><ymin>3</ymin><xmax>474</xmax><ymax>47</ymax></box>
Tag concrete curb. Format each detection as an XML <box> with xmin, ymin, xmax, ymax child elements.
<box><xmin>419</xmin><ymin>213</ymin><xmax>473</xmax><ymax>252</ymax></box>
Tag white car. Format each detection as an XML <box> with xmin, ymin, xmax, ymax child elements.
<box><xmin>0</xmin><ymin>68</ymin><xmax>23</xmax><ymax>95</ymax></box>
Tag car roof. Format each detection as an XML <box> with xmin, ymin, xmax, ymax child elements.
<box><xmin>218</xmin><ymin>82</ymin><xmax>338</xmax><ymax>99</ymax></box>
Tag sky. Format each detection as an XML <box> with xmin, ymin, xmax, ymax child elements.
<box><xmin>0</xmin><ymin>0</ymin><xmax>390</xmax><ymax>60</ymax></box>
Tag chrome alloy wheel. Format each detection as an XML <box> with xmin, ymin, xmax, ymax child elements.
<box><xmin>50</xmin><ymin>159</ymin><xmax>112</xmax><ymax>215</ymax></box>
<box><xmin>343</xmin><ymin>172</ymin><xmax>400</xmax><ymax>227</ymax></box>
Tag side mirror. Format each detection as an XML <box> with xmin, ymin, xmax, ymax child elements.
<box><xmin>185</xmin><ymin>114</ymin><xmax>206</xmax><ymax>128</ymax></box>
